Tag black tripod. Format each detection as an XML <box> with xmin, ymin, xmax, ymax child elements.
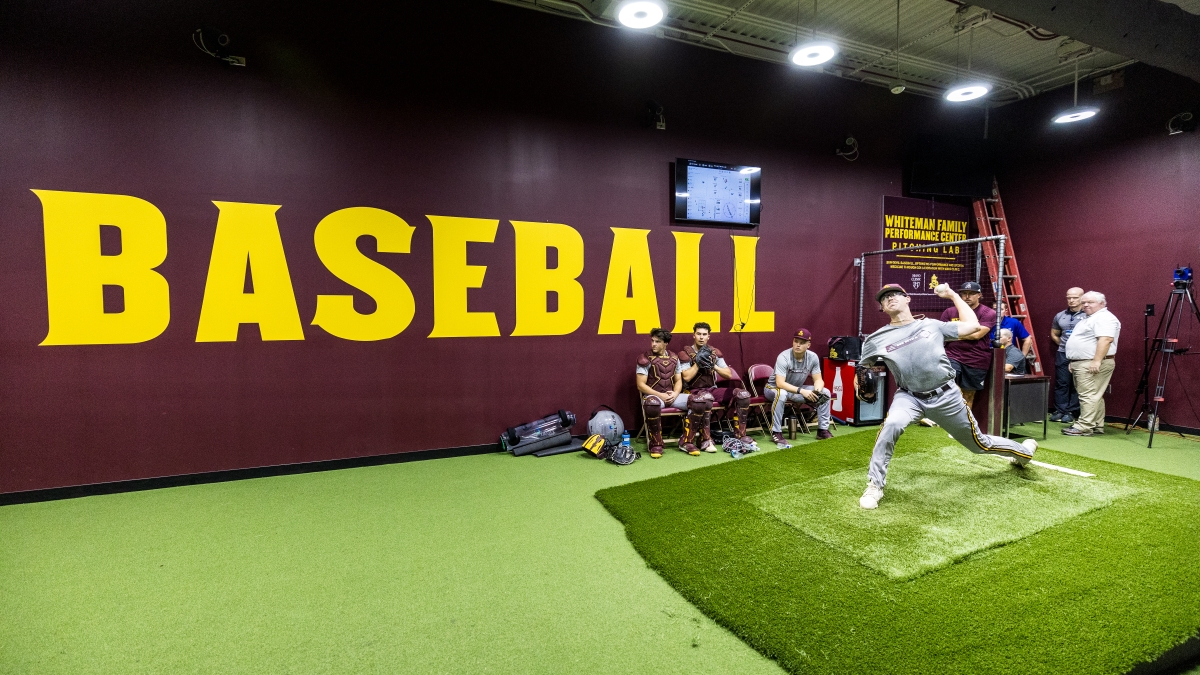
<box><xmin>1125</xmin><ymin>269</ymin><xmax>1200</xmax><ymax>447</ymax></box>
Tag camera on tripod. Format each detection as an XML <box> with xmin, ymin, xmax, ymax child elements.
<box><xmin>1127</xmin><ymin>264</ymin><xmax>1200</xmax><ymax>446</ymax></box>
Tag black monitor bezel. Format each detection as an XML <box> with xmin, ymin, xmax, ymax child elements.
<box><xmin>673</xmin><ymin>158</ymin><xmax>761</xmax><ymax>227</ymax></box>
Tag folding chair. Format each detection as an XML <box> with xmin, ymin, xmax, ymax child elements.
<box><xmin>744</xmin><ymin>363</ymin><xmax>776</xmax><ymax>434</ymax></box>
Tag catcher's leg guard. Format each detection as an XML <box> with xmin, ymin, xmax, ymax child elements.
<box><xmin>695</xmin><ymin>391</ymin><xmax>716</xmax><ymax>451</ymax></box>
<box><xmin>679</xmin><ymin>394</ymin><xmax>709</xmax><ymax>455</ymax></box>
<box><xmin>642</xmin><ymin>396</ymin><xmax>665</xmax><ymax>458</ymax></box>
<box><xmin>730</xmin><ymin>388</ymin><xmax>752</xmax><ymax>440</ymax></box>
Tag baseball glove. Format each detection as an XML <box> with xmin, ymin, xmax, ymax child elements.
<box><xmin>607</xmin><ymin>442</ymin><xmax>639</xmax><ymax>465</ymax></box>
<box><xmin>693</xmin><ymin>345</ymin><xmax>716</xmax><ymax>371</ymax></box>
<box><xmin>855</xmin><ymin>365</ymin><xmax>879</xmax><ymax>403</ymax></box>
<box><xmin>807</xmin><ymin>389</ymin><xmax>831</xmax><ymax>407</ymax></box>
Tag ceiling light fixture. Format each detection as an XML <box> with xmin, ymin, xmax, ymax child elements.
<box><xmin>889</xmin><ymin>0</ymin><xmax>905</xmax><ymax>94</ymax></box>
<box><xmin>945</xmin><ymin>84</ymin><xmax>990</xmax><ymax>101</ymax></box>
<box><xmin>789</xmin><ymin>0</ymin><xmax>837</xmax><ymax>67</ymax></box>
<box><xmin>1052</xmin><ymin>57</ymin><xmax>1098</xmax><ymax>124</ymax></box>
<box><xmin>944</xmin><ymin>24</ymin><xmax>989</xmax><ymax>102</ymax></box>
<box><xmin>616</xmin><ymin>0</ymin><xmax>665</xmax><ymax>29</ymax></box>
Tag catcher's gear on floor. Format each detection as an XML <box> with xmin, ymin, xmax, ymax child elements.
<box><xmin>856</xmin><ymin>365</ymin><xmax>879</xmax><ymax>403</ymax></box>
<box><xmin>583</xmin><ymin>434</ymin><xmax>610</xmax><ymax>458</ymax></box>
<box><xmin>582</xmin><ymin>434</ymin><xmax>640</xmax><ymax>465</ymax></box>
<box><xmin>722</xmin><ymin>435</ymin><xmax>757</xmax><ymax>459</ymax></box>
<box><xmin>587</xmin><ymin>405</ymin><xmax>625</xmax><ymax>445</ymax></box>
<box><xmin>607</xmin><ymin>442</ymin><xmax>639</xmax><ymax>465</ymax></box>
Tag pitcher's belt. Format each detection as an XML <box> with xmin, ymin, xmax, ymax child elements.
<box><xmin>900</xmin><ymin>382</ymin><xmax>954</xmax><ymax>401</ymax></box>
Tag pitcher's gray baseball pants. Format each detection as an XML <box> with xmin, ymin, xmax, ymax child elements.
<box><xmin>867</xmin><ymin>385</ymin><xmax>1033</xmax><ymax>488</ymax></box>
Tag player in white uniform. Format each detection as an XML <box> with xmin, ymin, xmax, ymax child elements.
<box><xmin>855</xmin><ymin>283</ymin><xmax>1038</xmax><ymax>509</ymax></box>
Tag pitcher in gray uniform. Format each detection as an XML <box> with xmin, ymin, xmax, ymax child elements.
<box><xmin>854</xmin><ymin>283</ymin><xmax>1038</xmax><ymax>509</ymax></box>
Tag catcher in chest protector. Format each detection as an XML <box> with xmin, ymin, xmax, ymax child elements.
<box><xmin>678</xmin><ymin>322</ymin><xmax>756</xmax><ymax>453</ymax></box>
<box><xmin>636</xmin><ymin>328</ymin><xmax>694</xmax><ymax>458</ymax></box>
<box><xmin>853</xmin><ymin>283</ymin><xmax>1038</xmax><ymax>510</ymax></box>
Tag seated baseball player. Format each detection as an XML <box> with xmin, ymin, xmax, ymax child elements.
<box><xmin>678</xmin><ymin>322</ymin><xmax>755</xmax><ymax>451</ymax></box>
<box><xmin>854</xmin><ymin>283</ymin><xmax>1038</xmax><ymax>510</ymax></box>
<box><xmin>635</xmin><ymin>327</ymin><xmax>708</xmax><ymax>458</ymax></box>
<box><xmin>763</xmin><ymin>328</ymin><xmax>833</xmax><ymax>446</ymax></box>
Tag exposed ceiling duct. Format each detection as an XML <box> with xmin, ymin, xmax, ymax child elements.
<box><xmin>967</xmin><ymin>0</ymin><xmax>1200</xmax><ymax>83</ymax></box>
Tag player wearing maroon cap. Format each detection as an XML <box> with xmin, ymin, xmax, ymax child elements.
<box><xmin>854</xmin><ymin>283</ymin><xmax>1036</xmax><ymax>509</ymax></box>
<box><xmin>764</xmin><ymin>328</ymin><xmax>833</xmax><ymax>446</ymax></box>
<box><xmin>678</xmin><ymin>322</ymin><xmax>755</xmax><ymax>452</ymax></box>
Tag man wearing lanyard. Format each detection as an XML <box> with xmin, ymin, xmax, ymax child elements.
<box><xmin>1050</xmin><ymin>288</ymin><xmax>1086</xmax><ymax>423</ymax></box>
<box><xmin>1062</xmin><ymin>291</ymin><xmax>1120</xmax><ymax>436</ymax></box>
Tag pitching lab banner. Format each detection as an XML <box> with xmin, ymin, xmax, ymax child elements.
<box><xmin>880</xmin><ymin>196</ymin><xmax>970</xmax><ymax>298</ymax></box>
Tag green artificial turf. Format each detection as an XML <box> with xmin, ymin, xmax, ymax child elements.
<box><xmin>3</xmin><ymin>427</ymin><xmax>855</xmax><ymax>675</ymax></box>
<box><xmin>596</xmin><ymin>426</ymin><xmax>1200</xmax><ymax>675</ymax></box>
<box><xmin>750</xmin><ymin>446</ymin><xmax>1138</xmax><ymax>580</ymax></box>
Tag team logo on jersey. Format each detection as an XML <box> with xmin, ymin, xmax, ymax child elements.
<box><xmin>885</xmin><ymin>329</ymin><xmax>931</xmax><ymax>353</ymax></box>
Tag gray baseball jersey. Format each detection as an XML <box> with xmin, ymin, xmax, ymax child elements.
<box><xmin>772</xmin><ymin>349</ymin><xmax>821</xmax><ymax>389</ymax></box>
<box><xmin>860</xmin><ymin>318</ymin><xmax>961</xmax><ymax>393</ymax></box>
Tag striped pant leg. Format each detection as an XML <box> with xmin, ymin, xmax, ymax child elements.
<box><xmin>867</xmin><ymin>391</ymin><xmax>924</xmax><ymax>488</ymax></box>
<box><xmin>925</xmin><ymin>386</ymin><xmax>1033</xmax><ymax>462</ymax></box>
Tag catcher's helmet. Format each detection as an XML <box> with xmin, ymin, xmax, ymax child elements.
<box><xmin>588</xmin><ymin>406</ymin><xmax>625</xmax><ymax>445</ymax></box>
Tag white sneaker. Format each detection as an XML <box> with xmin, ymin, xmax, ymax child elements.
<box><xmin>1015</xmin><ymin>439</ymin><xmax>1037</xmax><ymax>467</ymax></box>
<box><xmin>859</xmin><ymin>484</ymin><xmax>884</xmax><ymax>509</ymax></box>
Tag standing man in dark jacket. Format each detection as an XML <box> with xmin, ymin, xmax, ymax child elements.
<box><xmin>939</xmin><ymin>281</ymin><xmax>997</xmax><ymax>409</ymax></box>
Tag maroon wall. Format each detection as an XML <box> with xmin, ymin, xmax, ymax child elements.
<box><xmin>0</xmin><ymin>0</ymin><xmax>987</xmax><ymax>493</ymax></box>
<box><xmin>993</xmin><ymin>64</ymin><xmax>1200</xmax><ymax>430</ymax></box>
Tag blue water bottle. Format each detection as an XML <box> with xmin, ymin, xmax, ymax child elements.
<box><xmin>621</xmin><ymin>431</ymin><xmax>631</xmax><ymax>449</ymax></box>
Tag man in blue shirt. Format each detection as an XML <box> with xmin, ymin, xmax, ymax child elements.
<box><xmin>991</xmin><ymin>306</ymin><xmax>1032</xmax><ymax>360</ymax></box>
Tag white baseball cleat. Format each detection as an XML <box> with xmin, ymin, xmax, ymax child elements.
<box><xmin>1014</xmin><ymin>439</ymin><xmax>1037</xmax><ymax>467</ymax></box>
<box><xmin>859</xmin><ymin>484</ymin><xmax>884</xmax><ymax>509</ymax></box>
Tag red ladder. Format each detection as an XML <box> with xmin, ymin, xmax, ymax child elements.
<box><xmin>972</xmin><ymin>179</ymin><xmax>1044</xmax><ymax>375</ymax></box>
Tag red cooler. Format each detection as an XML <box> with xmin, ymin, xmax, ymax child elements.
<box><xmin>823</xmin><ymin>359</ymin><xmax>887</xmax><ymax>426</ymax></box>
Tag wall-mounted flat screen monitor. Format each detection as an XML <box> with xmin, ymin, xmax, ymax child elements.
<box><xmin>673</xmin><ymin>159</ymin><xmax>761</xmax><ymax>226</ymax></box>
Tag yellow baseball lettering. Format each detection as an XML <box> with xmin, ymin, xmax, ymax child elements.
<box><xmin>311</xmin><ymin>207</ymin><xmax>416</xmax><ymax>341</ymax></box>
<box><xmin>34</xmin><ymin>189</ymin><xmax>170</xmax><ymax>345</ymax></box>
<box><xmin>671</xmin><ymin>231</ymin><xmax>720</xmax><ymax>333</ymax></box>
<box><xmin>195</xmin><ymin>202</ymin><xmax>304</xmax><ymax>342</ymax></box>
<box><xmin>511</xmin><ymin>221</ymin><xmax>585</xmax><ymax>336</ymax></box>
<box><xmin>597</xmin><ymin>227</ymin><xmax>660</xmax><ymax>334</ymax></box>
<box><xmin>730</xmin><ymin>235</ymin><xmax>774</xmax><ymax>333</ymax></box>
<box><xmin>427</xmin><ymin>215</ymin><xmax>500</xmax><ymax>338</ymax></box>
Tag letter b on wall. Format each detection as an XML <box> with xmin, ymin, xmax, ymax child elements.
<box><xmin>34</xmin><ymin>190</ymin><xmax>170</xmax><ymax>345</ymax></box>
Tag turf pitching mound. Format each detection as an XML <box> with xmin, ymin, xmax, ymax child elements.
<box><xmin>749</xmin><ymin>446</ymin><xmax>1138</xmax><ymax>580</ymax></box>
<box><xmin>595</xmin><ymin>427</ymin><xmax>1200</xmax><ymax>675</ymax></box>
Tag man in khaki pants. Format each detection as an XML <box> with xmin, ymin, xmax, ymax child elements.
<box><xmin>1062</xmin><ymin>291</ymin><xmax>1121</xmax><ymax>436</ymax></box>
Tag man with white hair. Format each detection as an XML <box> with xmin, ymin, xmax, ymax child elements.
<box><xmin>1062</xmin><ymin>291</ymin><xmax>1120</xmax><ymax>436</ymax></box>
<box><xmin>999</xmin><ymin>328</ymin><xmax>1027</xmax><ymax>375</ymax></box>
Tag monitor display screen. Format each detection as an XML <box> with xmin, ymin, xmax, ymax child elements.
<box><xmin>673</xmin><ymin>159</ymin><xmax>760</xmax><ymax>226</ymax></box>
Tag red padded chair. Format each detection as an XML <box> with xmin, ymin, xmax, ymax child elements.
<box><xmin>745</xmin><ymin>363</ymin><xmax>779</xmax><ymax>434</ymax></box>
<box><xmin>747</xmin><ymin>363</ymin><xmax>813</xmax><ymax>436</ymax></box>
